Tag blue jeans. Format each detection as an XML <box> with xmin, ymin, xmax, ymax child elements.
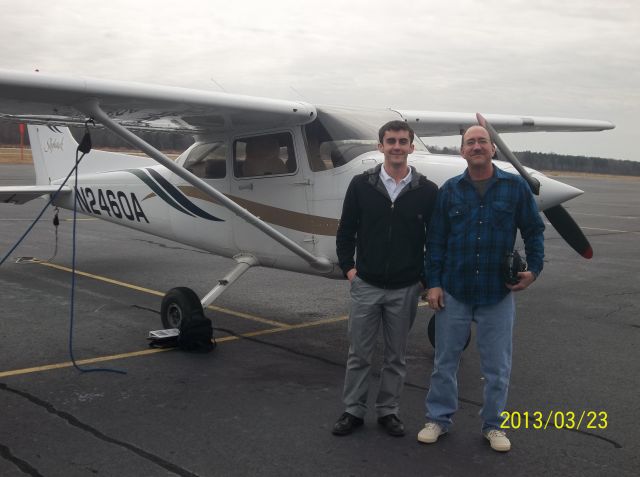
<box><xmin>425</xmin><ymin>290</ymin><xmax>515</xmax><ymax>432</ymax></box>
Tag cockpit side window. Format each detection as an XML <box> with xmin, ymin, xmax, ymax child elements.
<box><xmin>304</xmin><ymin>117</ymin><xmax>379</xmax><ymax>172</ymax></box>
<box><xmin>183</xmin><ymin>142</ymin><xmax>227</xmax><ymax>179</ymax></box>
<box><xmin>234</xmin><ymin>132</ymin><xmax>296</xmax><ymax>178</ymax></box>
<box><xmin>304</xmin><ymin>108</ymin><xmax>429</xmax><ymax>172</ymax></box>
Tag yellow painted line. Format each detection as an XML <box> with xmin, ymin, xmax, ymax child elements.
<box><xmin>0</xmin><ymin>258</ymin><xmax>353</xmax><ymax>378</ymax></box>
<box><xmin>0</xmin><ymin>315</ymin><xmax>349</xmax><ymax>378</ymax></box>
<box><xmin>0</xmin><ymin>348</ymin><xmax>173</xmax><ymax>378</ymax></box>
<box><xmin>238</xmin><ymin>314</ymin><xmax>348</xmax><ymax>337</ymax></box>
<box><xmin>37</xmin><ymin>261</ymin><xmax>289</xmax><ymax>327</ymax></box>
<box><xmin>39</xmin><ymin>262</ymin><xmax>166</xmax><ymax>296</ymax></box>
<box><xmin>205</xmin><ymin>304</ymin><xmax>290</xmax><ymax>328</ymax></box>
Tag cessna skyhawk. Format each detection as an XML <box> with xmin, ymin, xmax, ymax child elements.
<box><xmin>0</xmin><ymin>70</ymin><xmax>613</xmax><ymax>337</ymax></box>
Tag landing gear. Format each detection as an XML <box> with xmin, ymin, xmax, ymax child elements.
<box><xmin>159</xmin><ymin>255</ymin><xmax>259</xmax><ymax>329</ymax></box>
<box><xmin>161</xmin><ymin>287</ymin><xmax>203</xmax><ymax>329</ymax></box>
<box><xmin>427</xmin><ymin>314</ymin><xmax>471</xmax><ymax>350</ymax></box>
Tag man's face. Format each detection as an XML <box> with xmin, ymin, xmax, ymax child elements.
<box><xmin>460</xmin><ymin>126</ymin><xmax>496</xmax><ymax>168</ymax></box>
<box><xmin>378</xmin><ymin>129</ymin><xmax>414</xmax><ymax>166</ymax></box>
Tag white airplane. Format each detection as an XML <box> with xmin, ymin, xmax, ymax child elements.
<box><xmin>0</xmin><ymin>69</ymin><xmax>613</xmax><ymax>333</ymax></box>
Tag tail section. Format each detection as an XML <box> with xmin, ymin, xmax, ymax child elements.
<box><xmin>27</xmin><ymin>124</ymin><xmax>78</xmax><ymax>185</ymax></box>
<box><xmin>27</xmin><ymin>124</ymin><xmax>159</xmax><ymax>185</ymax></box>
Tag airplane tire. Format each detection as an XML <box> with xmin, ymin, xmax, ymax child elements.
<box><xmin>161</xmin><ymin>287</ymin><xmax>203</xmax><ymax>329</ymax></box>
<box><xmin>427</xmin><ymin>314</ymin><xmax>471</xmax><ymax>350</ymax></box>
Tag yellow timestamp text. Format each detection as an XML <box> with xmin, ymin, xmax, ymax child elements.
<box><xmin>500</xmin><ymin>411</ymin><xmax>608</xmax><ymax>430</ymax></box>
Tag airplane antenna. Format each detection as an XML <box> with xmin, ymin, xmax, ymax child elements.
<box><xmin>289</xmin><ymin>86</ymin><xmax>309</xmax><ymax>101</ymax></box>
<box><xmin>210</xmin><ymin>77</ymin><xmax>227</xmax><ymax>92</ymax></box>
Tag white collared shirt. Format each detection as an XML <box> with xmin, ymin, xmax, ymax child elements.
<box><xmin>380</xmin><ymin>166</ymin><xmax>412</xmax><ymax>202</ymax></box>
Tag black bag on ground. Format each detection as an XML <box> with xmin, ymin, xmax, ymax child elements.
<box><xmin>178</xmin><ymin>311</ymin><xmax>215</xmax><ymax>353</ymax></box>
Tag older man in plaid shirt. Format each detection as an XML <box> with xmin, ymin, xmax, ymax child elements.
<box><xmin>417</xmin><ymin>125</ymin><xmax>544</xmax><ymax>452</ymax></box>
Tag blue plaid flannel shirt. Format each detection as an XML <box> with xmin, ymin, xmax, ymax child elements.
<box><xmin>425</xmin><ymin>166</ymin><xmax>545</xmax><ymax>305</ymax></box>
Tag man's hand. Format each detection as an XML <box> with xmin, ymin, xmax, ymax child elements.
<box><xmin>506</xmin><ymin>271</ymin><xmax>536</xmax><ymax>291</ymax></box>
<box><xmin>346</xmin><ymin>268</ymin><xmax>357</xmax><ymax>282</ymax></box>
<box><xmin>426</xmin><ymin>287</ymin><xmax>445</xmax><ymax>311</ymax></box>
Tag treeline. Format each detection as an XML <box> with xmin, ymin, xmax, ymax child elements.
<box><xmin>511</xmin><ymin>151</ymin><xmax>640</xmax><ymax>176</ymax></box>
<box><xmin>2</xmin><ymin>122</ymin><xmax>636</xmax><ymax>175</ymax></box>
<box><xmin>0</xmin><ymin>122</ymin><xmax>193</xmax><ymax>151</ymax></box>
<box><xmin>427</xmin><ymin>145</ymin><xmax>640</xmax><ymax>176</ymax></box>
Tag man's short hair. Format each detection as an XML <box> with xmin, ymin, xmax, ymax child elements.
<box><xmin>378</xmin><ymin>120</ymin><xmax>415</xmax><ymax>144</ymax></box>
<box><xmin>460</xmin><ymin>125</ymin><xmax>491</xmax><ymax>147</ymax></box>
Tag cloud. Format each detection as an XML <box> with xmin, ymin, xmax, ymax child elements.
<box><xmin>1</xmin><ymin>0</ymin><xmax>637</xmax><ymax>159</ymax></box>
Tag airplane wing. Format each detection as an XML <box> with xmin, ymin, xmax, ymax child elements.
<box><xmin>0</xmin><ymin>70</ymin><xmax>614</xmax><ymax>137</ymax></box>
<box><xmin>0</xmin><ymin>70</ymin><xmax>333</xmax><ymax>272</ymax></box>
<box><xmin>394</xmin><ymin>110</ymin><xmax>615</xmax><ymax>137</ymax></box>
<box><xmin>0</xmin><ymin>69</ymin><xmax>317</xmax><ymax>134</ymax></box>
<box><xmin>0</xmin><ymin>186</ymin><xmax>72</xmax><ymax>204</ymax></box>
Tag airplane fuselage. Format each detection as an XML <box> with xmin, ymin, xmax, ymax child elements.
<box><xmin>37</xmin><ymin>119</ymin><xmax>582</xmax><ymax>279</ymax></box>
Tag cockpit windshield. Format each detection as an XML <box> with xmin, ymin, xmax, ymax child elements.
<box><xmin>304</xmin><ymin>106</ymin><xmax>428</xmax><ymax>171</ymax></box>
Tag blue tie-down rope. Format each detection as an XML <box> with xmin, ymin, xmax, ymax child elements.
<box><xmin>1</xmin><ymin>127</ymin><xmax>126</xmax><ymax>375</ymax></box>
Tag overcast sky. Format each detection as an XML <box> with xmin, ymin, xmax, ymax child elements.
<box><xmin>2</xmin><ymin>0</ymin><xmax>638</xmax><ymax>160</ymax></box>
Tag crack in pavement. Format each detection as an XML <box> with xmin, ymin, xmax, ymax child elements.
<box><xmin>0</xmin><ymin>382</ymin><xmax>201</xmax><ymax>477</ymax></box>
<box><xmin>0</xmin><ymin>443</ymin><xmax>44</xmax><ymax>477</ymax></box>
<box><xmin>604</xmin><ymin>291</ymin><xmax>640</xmax><ymax>297</ymax></box>
<box><xmin>213</xmin><ymin>327</ymin><xmax>624</xmax><ymax>450</ymax></box>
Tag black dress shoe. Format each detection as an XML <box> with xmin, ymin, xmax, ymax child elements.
<box><xmin>377</xmin><ymin>414</ymin><xmax>405</xmax><ymax>436</ymax></box>
<box><xmin>332</xmin><ymin>412</ymin><xmax>364</xmax><ymax>436</ymax></box>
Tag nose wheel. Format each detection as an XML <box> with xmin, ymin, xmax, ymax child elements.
<box><xmin>160</xmin><ymin>287</ymin><xmax>203</xmax><ymax>329</ymax></box>
<box><xmin>428</xmin><ymin>314</ymin><xmax>471</xmax><ymax>350</ymax></box>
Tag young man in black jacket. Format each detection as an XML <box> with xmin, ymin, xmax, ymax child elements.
<box><xmin>333</xmin><ymin>120</ymin><xmax>438</xmax><ymax>437</ymax></box>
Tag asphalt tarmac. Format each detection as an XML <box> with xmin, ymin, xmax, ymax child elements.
<box><xmin>0</xmin><ymin>164</ymin><xmax>638</xmax><ymax>477</ymax></box>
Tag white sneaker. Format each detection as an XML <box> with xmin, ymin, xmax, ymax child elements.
<box><xmin>417</xmin><ymin>422</ymin><xmax>445</xmax><ymax>444</ymax></box>
<box><xmin>484</xmin><ymin>429</ymin><xmax>511</xmax><ymax>452</ymax></box>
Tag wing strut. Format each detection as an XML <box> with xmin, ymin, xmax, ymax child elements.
<box><xmin>477</xmin><ymin>113</ymin><xmax>540</xmax><ymax>195</ymax></box>
<box><xmin>79</xmin><ymin>100</ymin><xmax>333</xmax><ymax>273</ymax></box>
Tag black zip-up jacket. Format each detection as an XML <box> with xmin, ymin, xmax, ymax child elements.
<box><xmin>336</xmin><ymin>164</ymin><xmax>438</xmax><ymax>289</ymax></box>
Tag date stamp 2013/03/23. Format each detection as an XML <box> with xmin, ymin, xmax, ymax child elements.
<box><xmin>500</xmin><ymin>411</ymin><xmax>608</xmax><ymax>430</ymax></box>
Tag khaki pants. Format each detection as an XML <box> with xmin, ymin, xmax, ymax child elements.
<box><xmin>342</xmin><ymin>276</ymin><xmax>421</xmax><ymax>419</ymax></box>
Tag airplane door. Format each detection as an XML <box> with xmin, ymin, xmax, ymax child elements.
<box><xmin>230</xmin><ymin>131</ymin><xmax>312</xmax><ymax>265</ymax></box>
<box><xmin>167</xmin><ymin>141</ymin><xmax>236</xmax><ymax>256</ymax></box>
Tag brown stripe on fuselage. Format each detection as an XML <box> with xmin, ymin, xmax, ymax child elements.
<box><xmin>177</xmin><ymin>185</ymin><xmax>339</xmax><ymax>236</ymax></box>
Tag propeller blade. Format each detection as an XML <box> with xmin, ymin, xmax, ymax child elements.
<box><xmin>544</xmin><ymin>205</ymin><xmax>593</xmax><ymax>259</ymax></box>
<box><xmin>476</xmin><ymin>113</ymin><xmax>593</xmax><ymax>259</ymax></box>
